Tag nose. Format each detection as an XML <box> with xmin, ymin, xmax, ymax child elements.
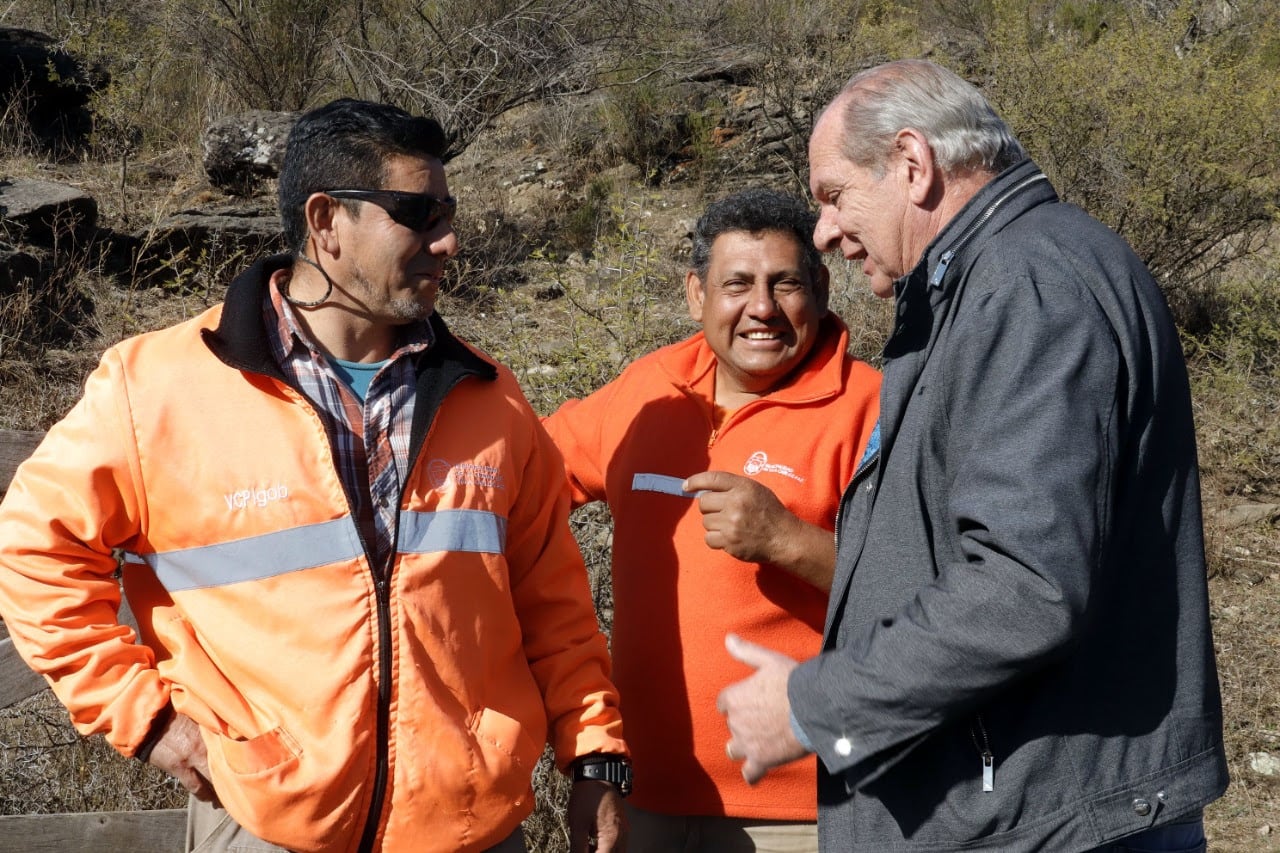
<box><xmin>427</xmin><ymin>223</ymin><xmax>460</xmax><ymax>258</ymax></box>
<box><xmin>813</xmin><ymin>206</ymin><xmax>842</xmax><ymax>253</ymax></box>
<box><xmin>746</xmin><ymin>282</ymin><xmax>781</xmax><ymax>318</ymax></box>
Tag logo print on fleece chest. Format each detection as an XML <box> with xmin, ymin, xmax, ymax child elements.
<box><xmin>743</xmin><ymin>451</ymin><xmax>804</xmax><ymax>483</ymax></box>
<box><xmin>224</xmin><ymin>483</ymin><xmax>290</xmax><ymax>510</ymax></box>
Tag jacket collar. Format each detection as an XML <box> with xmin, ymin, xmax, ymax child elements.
<box><xmin>895</xmin><ymin>158</ymin><xmax>1059</xmax><ymax>302</ymax></box>
<box><xmin>201</xmin><ymin>253</ymin><xmax>497</xmax><ymax>387</ymax></box>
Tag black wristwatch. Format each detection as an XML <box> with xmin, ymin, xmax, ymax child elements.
<box><xmin>571</xmin><ymin>754</ymin><xmax>633</xmax><ymax>797</ymax></box>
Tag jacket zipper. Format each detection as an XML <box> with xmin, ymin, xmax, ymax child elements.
<box><xmin>356</xmin><ymin>371</ymin><xmax>472</xmax><ymax>853</ymax></box>
<box><xmin>970</xmin><ymin>715</ymin><xmax>995</xmax><ymax>792</ymax></box>
<box><xmin>835</xmin><ymin>424</ymin><xmax>881</xmax><ymax>553</ymax></box>
<box><xmin>356</xmin><ymin>559</ymin><xmax>394</xmax><ymax>853</ymax></box>
<box><xmin>928</xmin><ymin>172</ymin><xmax>1051</xmax><ymax>289</ymax></box>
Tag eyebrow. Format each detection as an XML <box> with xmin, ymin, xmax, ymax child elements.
<box><xmin>715</xmin><ymin>268</ymin><xmax>808</xmax><ymax>282</ymax></box>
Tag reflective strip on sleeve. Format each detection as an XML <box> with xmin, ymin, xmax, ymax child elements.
<box><xmin>396</xmin><ymin>509</ymin><xmax>507</xmax><ymax>555</ymax></box>
<box><xmin>631</xmin><ymin>473</ymin><xmax>696</xmax><ymax>498</ymax></box>
<box><xmin>138</xmin><ymin>518</ymin><xmax>365</xmax><ymax>592</ymax></box>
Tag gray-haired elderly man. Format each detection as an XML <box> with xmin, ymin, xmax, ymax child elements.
<box><xmin>717</xmin><ymin>59</ymin><xmax>1228</xmax><ymax>853</ymax></box>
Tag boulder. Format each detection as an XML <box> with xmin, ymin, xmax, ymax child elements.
<box><xmin>0</xmin><ymin>27</ymin><xmax>106</xmax><ymax>152</ymax></box>
<box><xmin>133</xmin><ymin>204</ymin><xmax>284</xmax><ymax>286</ymax></box>
<box><xmin>0</xmin><ymin>177</ymin><xmax>97</xmax><ymax>247</ymax></box>
<box><xmin>202</xmin><ymin>110</ymin><xmax>298</xmax><ymax>194</ymax></box>
<box><xmin>1218</xmin><ymin>503</ymin><xmax>1280</xmax><ymax>529</ymax></box>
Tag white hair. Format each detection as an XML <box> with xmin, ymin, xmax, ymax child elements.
<box><xmin>833</xmin><ymin>59</ymin><xmax>1025</xmax><ymax>177</ymax></box>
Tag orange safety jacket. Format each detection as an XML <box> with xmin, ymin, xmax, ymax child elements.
<box><xmin>0</xmin><ymin>255</ymin><xmax>626</xmax><ymax>853</ymax></box>
<box><xmin>544</xmin><ymin>315</ymin><xmax>879</xmax><ymax>820</ymax></box>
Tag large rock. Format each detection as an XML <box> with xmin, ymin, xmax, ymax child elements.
<box><xmin>0</xmin><ymin>27</ymin><xmax>106</xmax><ymax>152</ymax></box>
<box><xmin>1218</xmin><ymin>503</ymin><xmax>1280</xmax><ymax>529</ymax></box>
<box><xmin>0</xmin><ymin>177</ymin><xmax>97</xmax><ymax>247</ymax></box>
<box><xmin>202</xmin><ymin>110</ymin><xmax>298</xmax><ymax>195</ymax></box>
<box><xmin>133</xmin><ymin>204</ymin><xmax>284</xmax><ymax>286</ymax></box>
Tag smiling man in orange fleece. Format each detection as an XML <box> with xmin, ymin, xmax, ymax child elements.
<box><xmin>544</xmin><ymin>187</ymin><xmax>880</xmax><ymax>852</ymax></box>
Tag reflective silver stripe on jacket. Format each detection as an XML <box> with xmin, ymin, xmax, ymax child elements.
<box><xmin>130</xmin><ymin>509</ymin><xmax>507</xmax><ymax>592</ymax></box>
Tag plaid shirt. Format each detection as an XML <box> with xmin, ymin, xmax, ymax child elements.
<box><xmin>264</xmin><ymin>271</ymin><xmax>434</xmax><ymax>574</ymax></box>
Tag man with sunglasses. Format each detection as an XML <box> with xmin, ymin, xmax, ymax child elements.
<box><xmin>0</xmin><ymin>98</ymin><xmax>630</xmax><ymax>853</ymax></box>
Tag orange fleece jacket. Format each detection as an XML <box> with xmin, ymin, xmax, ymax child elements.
<box><xmin>544</xmin><ymin>314</ymin><xmax>879</xmax><ymax>820</ymax></box>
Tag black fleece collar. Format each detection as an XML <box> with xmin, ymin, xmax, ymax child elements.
<box><xmin>200</xmin><ymin>253</ymin><xmax>497</xmax><ymax>388</ymax></box>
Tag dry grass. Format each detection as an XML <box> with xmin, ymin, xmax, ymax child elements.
<box><xmin>0</xmin><ymin>691</ymin><xmax>185</xmax><ymax>815</ymax></box>
<box><xmin>1207</xmin><ymin>570</ymin><xmax>1280</xmax><ymax>852</ymax></box>
<box><xmin>1194</xmin><ymin>265</ymin><xmax>1280</xmax><ymax>848</ymax></box>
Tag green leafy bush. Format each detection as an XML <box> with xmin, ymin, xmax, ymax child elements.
<box><xmin>972</xmin><ymin>1</ymin><xmax>1280</xmax><ymax>315</ymax></box>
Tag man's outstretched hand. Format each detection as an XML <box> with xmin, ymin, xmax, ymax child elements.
<box><xmin>717</xmin><ymin>633</ymin><xmax>810</xmax><ymax>784</ymax></box>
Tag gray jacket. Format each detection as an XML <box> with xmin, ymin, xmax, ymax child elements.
<box><xmin>789</xmin><ymin>160</ymin><xmax>1228</xmax><ymax>851</ymax></box>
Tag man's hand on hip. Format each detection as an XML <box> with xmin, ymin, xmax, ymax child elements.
<box><xmin>718</xmin><ymin>633</ymin><xmax>810</xmax><ymax>784</ymax></box>
<box><xmin>146</xmin><ymin>712</ymin><xmax>218</xmax><ymax>803</ymax></box>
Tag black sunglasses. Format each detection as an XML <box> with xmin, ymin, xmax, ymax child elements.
<box><xmin>323</xmin><ymin>189</ymin><xmax>457</xmax><ymax>232</ymax></box>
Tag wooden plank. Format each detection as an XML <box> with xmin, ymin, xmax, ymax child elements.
<box><xmin>0</xmin><ymin>428</ymin><xmax>44</xmax><ymax>491</ymax></box>
<box><xmin>0</xmin><ymin>636</ymin><xmax>49</xmax><ymax>710</ymax></box>
<box><xmin>0</xmin><ymin>809</ymin><xmax>186</xmax><ymax>852</ymax></box>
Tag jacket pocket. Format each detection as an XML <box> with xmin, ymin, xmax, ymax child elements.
<box><xmin>863</xmin><ymin>716</ymin><xmax>1075</xmax><ymax>847</ymax></box>
<box><xmin>470</xmin><ymin>705</ymin><xmax>542</xmax><ymax>772</ymax></box>
<box><xmin>215</xmin><ymin>726</ymin><xmax>302</xmax><ymax>776</ymax></box>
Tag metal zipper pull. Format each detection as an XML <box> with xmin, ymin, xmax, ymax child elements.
<box><xmin>971</xmin><ymin>714</ymin><xmax>995</xmax><ymax>792</ymax></box>
<box><xmin>928</xmin><ymin>250</ymin><xmax>955</xmax><ymax>288</ymax></box>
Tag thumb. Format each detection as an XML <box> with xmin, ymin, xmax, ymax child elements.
<box><xmin>725</xmin><ymin>633</ymin><xmax>790</xmax><ymax>669</ymax></box>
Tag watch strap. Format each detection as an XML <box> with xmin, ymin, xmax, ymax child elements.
<box><xmin>571</xmin><ymin>754</ymin><xmax>633</xmax><ymax>797</ymax></box>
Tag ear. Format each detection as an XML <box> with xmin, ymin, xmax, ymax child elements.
<box><xmin>685</xmin><ymin>270</ymin><xmax>705</xmax><ymax>323</ymax></box>
<box><xmin>303</xmin><ymin>192</ymin><xmax>344</xmax><ymax>258</ymax></box>
<box><xmin>895</xmin><ymin>128</ymin><xmax>937</xmax><ymax>207</ymax></box>
<box><xmin>813</xmin><ymin>263</ymin><xmax>831</xmax><ymax>318</ymax></box>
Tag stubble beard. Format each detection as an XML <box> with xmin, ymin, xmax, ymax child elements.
<box><xmin>349</xmin><ymin>263</ymin><xmax>436</xmax><ymax>323</ymax></box>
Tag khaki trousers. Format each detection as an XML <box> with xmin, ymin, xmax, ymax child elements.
<box><xmin>185</xmin><ymin>796</ymin><xmax>528</xmax><ymax>853</ymax></box>
<box><xmin>185</xmin><ymin>797</ymin><xmax>290</xmax><ymax>853</ymax></box>
<box><xmin>624</xmin><ymin>803</ymin><xmax>818</xmax><ymax>853</ymax></box>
